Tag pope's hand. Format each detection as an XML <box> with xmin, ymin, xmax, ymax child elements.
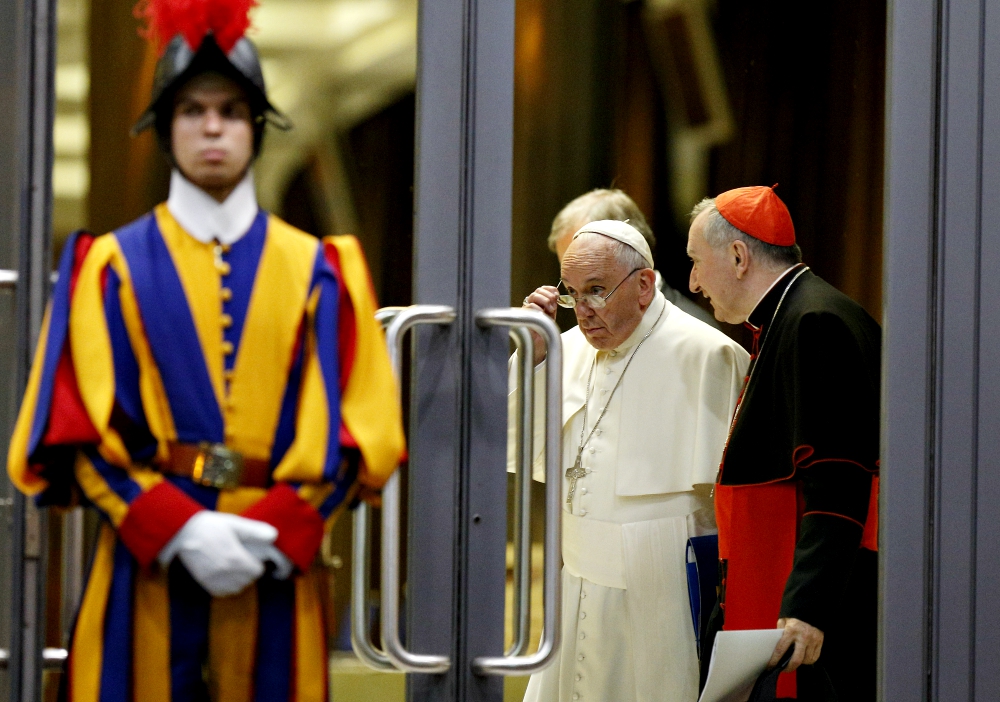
<box><xmin>522</xmin><ymin>285</ymin><xmax>559</xmax><ymax>365</ymax></box>
<box><xmin>768</xmin><ymin>617</ymin><xmax>824</xmax><ymax>672</ymax></box>
<box><xmin>157</xmin><ymin>511</ymin><xmax>278</xmax><ymax>597</ymax></box>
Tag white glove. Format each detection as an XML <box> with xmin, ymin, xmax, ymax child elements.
<box><xmin>157</xmin><ymin>511</ymin><xmax>278</xmax><ymax>597</ymax></box>
<box><xmin>243</xmin><ymin>541</ymin><xmax>294</xmax><ymax>580</ymax></box>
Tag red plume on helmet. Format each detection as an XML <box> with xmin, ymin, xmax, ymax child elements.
<box><xmin>134</xmin><ymin>0</ymin><xmax>257</xmax><ymax>55</ymax></box>
<box><xmin>130</xmin><ymin>0</ymin><xmax>290</xmax><ymax>144</ymax></box>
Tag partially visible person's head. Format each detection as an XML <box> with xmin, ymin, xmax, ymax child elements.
<box><xmin>549</xmin><ymin>189</ymin><xmax>655</xmax><ymax>262</ymax></box>
<box><xmin>686</xmin><ymin>188</ymin><xmax>801</xmax><ymax>324</ymax></box>
<box><xmin>170</xmin><ymin>72</ymin><xmax>255</xmax><ymax>201</ymax></box>
<box><xmin>560</xmin><ymin>221</ymin><xmax>657</xmax><ymax>350</ymax></box>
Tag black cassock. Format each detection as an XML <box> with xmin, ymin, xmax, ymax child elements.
<box><xmin>700</xmin><ymin>265</ymin><xmax>880</xmax><ymax>702</ymax></box>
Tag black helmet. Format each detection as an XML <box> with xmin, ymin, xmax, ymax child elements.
<box><xmin>131</xmin><ymin>0</ymin><xmax>291</xmax><ymax>153</ymax></box>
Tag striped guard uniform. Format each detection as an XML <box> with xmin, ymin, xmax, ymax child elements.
<box><xmin>7</xmin><ymin>204</ymin><xmax>404</xmax><ymax>702</ymax></box>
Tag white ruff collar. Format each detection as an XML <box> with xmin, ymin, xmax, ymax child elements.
<box><xmin>166</xmin><ymin>169</ymin><xmax>259</xmax><ymax>246</ymax></box>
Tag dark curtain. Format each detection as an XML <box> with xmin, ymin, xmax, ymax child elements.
<box><xmin>279</xmin><ymin>94</ymin><xmax>416</xmax><ymax>309</ymax></box>
<box><xmin>508</xmin><ymin>0</ymin><xmax>886</xmax><ymax>320</ymax></box>
<box><xmin>510</xmin><ymin>0</ymin><xmax>623</xmax><ymax>326</ymax></box>
<box><xmin>342</xmin><ymin>94</ymin><xmax>415</xmax><ymax>309</ymax></box>
<box><xmin>709</xmin><ymin>0</ymin><xmax>886</xmax><ymax>318</ymax></box>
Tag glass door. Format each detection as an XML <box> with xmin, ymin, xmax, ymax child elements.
<box><xmin>1</xmin><ymin>0</ymin><xmax>557</xmax><ymax>699</ymax></box>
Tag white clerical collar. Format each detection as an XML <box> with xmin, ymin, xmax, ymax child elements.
<box><xmin>745</xmin><ymin>263</ymin><xmax>804</xmax><ymax>330</ymax></box>
<box><xmin>166</xmin><ymin>169</ymin><xmax>259</xmax><ymax>246</ymax></box>
<box><xmin>609</xmin><ymin>289</ymin><xmax>666</xmax><ymax>356</ymax></box>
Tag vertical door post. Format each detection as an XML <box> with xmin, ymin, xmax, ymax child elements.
<box><xmin>409</xmin><ymin>0</ymin><xmax>515</xmax><ymax>700</ymax></box>
<box><xmin>9</xmin><ymin>0</ymin><xmax>56</xmax><ymax>694</ymax></box>
<box><xmin>883</xmin><ymin>0</ymin><xmax>1000</xmax><ymax>698</ymax></box>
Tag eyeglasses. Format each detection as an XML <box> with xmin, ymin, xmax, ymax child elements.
<box><xmin>556</xmin><ymin>268</ymin><xmax>644</xmax><ymax>309</ymax></box>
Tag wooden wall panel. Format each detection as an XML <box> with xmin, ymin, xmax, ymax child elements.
<box><xmin>88</xmin><ymin>0</ymin><xmax>168</xmax><ymax>236</ymax></box>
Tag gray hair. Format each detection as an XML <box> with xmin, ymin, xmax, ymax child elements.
<box><xmin>549</xmin><ymin>189</ymin><xmax>655</xmax><ymax>255</ymax></box>
<box><xmin>690</xmin><ymin>198</ymin><xmax>802</xmax><ymax>268</ymax></box>
<box><xmin>571</xmin><ymin>231</ymin><xmax>650</xmax><ymax>272</ymax></box>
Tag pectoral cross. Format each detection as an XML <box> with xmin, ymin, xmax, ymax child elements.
<box><xmin>565</xmin><ymin>453</ymin><xmax>587</xmax><ymax>512</ymax></box>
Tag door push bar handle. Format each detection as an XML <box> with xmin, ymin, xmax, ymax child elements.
<box><xmin>350</xmin><ymin>307</ymin><xmax>407</xmax><ymax>671</ymax></box>
<box><xmin>374</xmin><ymin>306</ymin><xmax>408</xmax><ymax>326</ymax></box>
<box><xmin>351</xmin><ymin>499</ymin><xmax>394</xmax><ymax>671</ymax></box>
<box><xmin>0</xmin><ymin>269</ymin><xmax>60</xmax><ymax>288</ymax></box>
<box><xmin>506</xmin><ymin>326</ymin><xmax>533</xmax><ymax>657</ymax></box>
<box><xmin>381</xmin><ymin>305</ymin><xmax>457</xmax><ymax>673</ymax></box>
<box><xmin>472</xmin><ymin>308</ymin><xmax>563</xmax><ymax>676</ymax></box>
<box><xmin>0</xmin><ymin>648</ymin><xmax>67</xmax><ymax>670</ymax></box>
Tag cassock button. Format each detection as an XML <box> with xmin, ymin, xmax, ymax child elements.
<box><xmin>579</xmin><ymin>632</ymin><xmax>586</xmax><ymax>640</ymax></box>
<box><xmin>222</xmin><ymin>340</ymin><xmax>235</xmax><ymax>356</ymax></box>
<box><xmin>578</xmin><ymin>654</ymin><xmax>585</xmax><ymax>661</ymax></box>
<box><xmin>576</xmin><ymin>674</ymin><xmax>582</xmax><ymax>682</ymax></box>
<box><xmin>220</xmin><ymin>287</ymin><xmax>233</xmax><ymax>302</ymax></box>
<box><xmin>581</xmin><ymin>488</ymin><xmax>588</xmax><ymax>495</ymax></box>
<box><xmin>216</xmin><ymin>261</ymin><xmax>232</xmax><ymax>276</ymax></box>
<box><xmin>600</xmin><ymin>389</ymin><xmax>607</xmax><ymax>395</ymax></box>
<box><xmin>580</xmin><ymin>612</ymin><xmax>586</xmax><ymax>620</ymax></box>
<box><xmin>581</xmin><ymin>590</ymin><xmax>587</xmax><ymax>599</ymax></box>
<box><xmin>221</xmin><ymin>313</ymin><xmax>233</xmax><ymax>329</ymax></box>
<box><xmin>589</xmin><ymin>447</ymin><xmax>595</xmax><ymax>454</ymax></box>
<box><xmin>579</xmin><ymin>510</ymin><xmax>587</xmax><ymax>516</ymax></box>
<box><xmin>573</xmin><ymin>694</ymin><xmax>580</xmax><ymax>700</ymax></box>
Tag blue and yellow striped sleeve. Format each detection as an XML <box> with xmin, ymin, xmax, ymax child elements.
<box><xmin>7</xmin><ymin>231</ymin><xmax>202</xmax><ymax>567</ymax></box>
<box><xmin>323</xmin><ymin>235</ymin><xmax>405</xmax><ymax>495</ymax></box>
<box><xmin>243</xmin><ymin>252</ymin><xmax>342</xmax><ymax>571</ymax></box>
<box><xmin>7</xmin><ymin>232</ymin><xmax>101</xmax><ymax>501</ymax></box>
<box><xmin>68</xmin><ymin>235</ymin><xmax>204</xmax><ymax>565</ymax></box>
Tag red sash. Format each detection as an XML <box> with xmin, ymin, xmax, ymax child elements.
<box><xmin>716</xmin><ymin>482</ymin><xmax>800</xmax><ymax>698</ymax></box>
<box><xmin>716</xmin><ymin>476</ymin><xmax>881</xmax><ymax>699</ymax></box>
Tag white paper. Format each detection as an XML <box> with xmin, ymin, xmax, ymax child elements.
<box><xmin>697</xmin><ymin>628</ymin><xmax>784</xmax><ymax>702</ymax></box>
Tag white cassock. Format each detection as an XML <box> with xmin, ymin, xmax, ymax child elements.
<box><xmin>509</xmin><ymin>290</ymin><xmax>749</xmax><ymax>702</ymax></box>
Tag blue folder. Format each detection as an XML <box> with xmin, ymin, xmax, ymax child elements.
<box><xmin>686</xmin><ymin>534</ymin><xmax>719</xmax><ymax>657</ymax></box>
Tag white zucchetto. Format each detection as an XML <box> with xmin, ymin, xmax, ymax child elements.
<box><xmin>572</xmin><ymin>219</ymin><xmax>654</xmax><ymax>269</ymax></box>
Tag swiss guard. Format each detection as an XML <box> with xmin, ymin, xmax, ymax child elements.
<box><xmin>686</xmin><ymin>187</ymin><xmax>880</xmax><ymax>701</ymax></box>
<box><xmin>6</xmin><ymin>0</ymin><xmax>405</xmax><ymax>699</ymax></box>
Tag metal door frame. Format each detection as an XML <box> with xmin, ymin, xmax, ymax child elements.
<box><xmin>882</xmin><ymin>0</ymin><xmax>1000</xmax><ymax>698</ymax></box>
<box><xmin>0</xmin><ymin>0</ymin><xmax>57</xmax><ymax>697</ymax></box>
<box><xmin>406</xmin><ymin>0</ymin><xmax>517</xmax><ymax>700</ymax></box>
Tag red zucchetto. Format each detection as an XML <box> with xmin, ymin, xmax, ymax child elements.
<box><xmin>715</xmin><ymin>185</ymin><xmax>796</xmax><ymax>247</ymax></box>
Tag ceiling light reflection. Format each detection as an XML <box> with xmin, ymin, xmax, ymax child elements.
<box><xmin>56</xmin><ymin>64</ymin><xmax>89</xmax><ymax>102</ymax></box>
<box><xmin>253</xmin><ymin>0</ymin><xmax>399</xmax><ymax>49</ymax></box>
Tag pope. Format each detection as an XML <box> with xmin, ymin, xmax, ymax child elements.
<box><xmin>687</xmin><ymin>187</ymin><xmax>880</xmax><ymax>701</ymax></box>
<box><xmin>6</xmin><ymin>0</ymin><xmax>404</xmax><ymax>700</ymax></box>
<box><xmin>517</xmin><ymin>220</ymin><xmax>749</xmax><ymax>702</ymax></box>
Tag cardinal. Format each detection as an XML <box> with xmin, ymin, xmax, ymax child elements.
<box><xmin>687</xmin><ymin>186</ymin><xmax>880</xmax><ymax>701</ymax></box>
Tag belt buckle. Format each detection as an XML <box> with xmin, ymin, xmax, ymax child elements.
<box><xmin>192</xmin><ymin>443</ymin><xmax>245</xmax><ymax>489</ymax></box>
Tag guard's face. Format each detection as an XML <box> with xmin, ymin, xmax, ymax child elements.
<box><xmin>560</xmin><ymin>236</ymin><xmax>654</xmax><ymax>350</ymax></box>
<box><xmin>687</xmin><ymin>210</ymin><xmax>741</xmax><ymax>323</ymax></box>
<box><xmin>171</xmin><ymin>73</ymin><xmax>254</xmax><ymax>198</ymax></box>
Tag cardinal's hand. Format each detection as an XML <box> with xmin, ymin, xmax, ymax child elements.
<box><xmin>768</xmin><ymin>617</ymin><xmax>824</xmax><ymax>672</ymax></box>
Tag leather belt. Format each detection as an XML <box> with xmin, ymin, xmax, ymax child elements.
<box><xmin>159</xmin><ymin>442</ymin><xmax>271</xmax><ymax>489</ymax></box>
